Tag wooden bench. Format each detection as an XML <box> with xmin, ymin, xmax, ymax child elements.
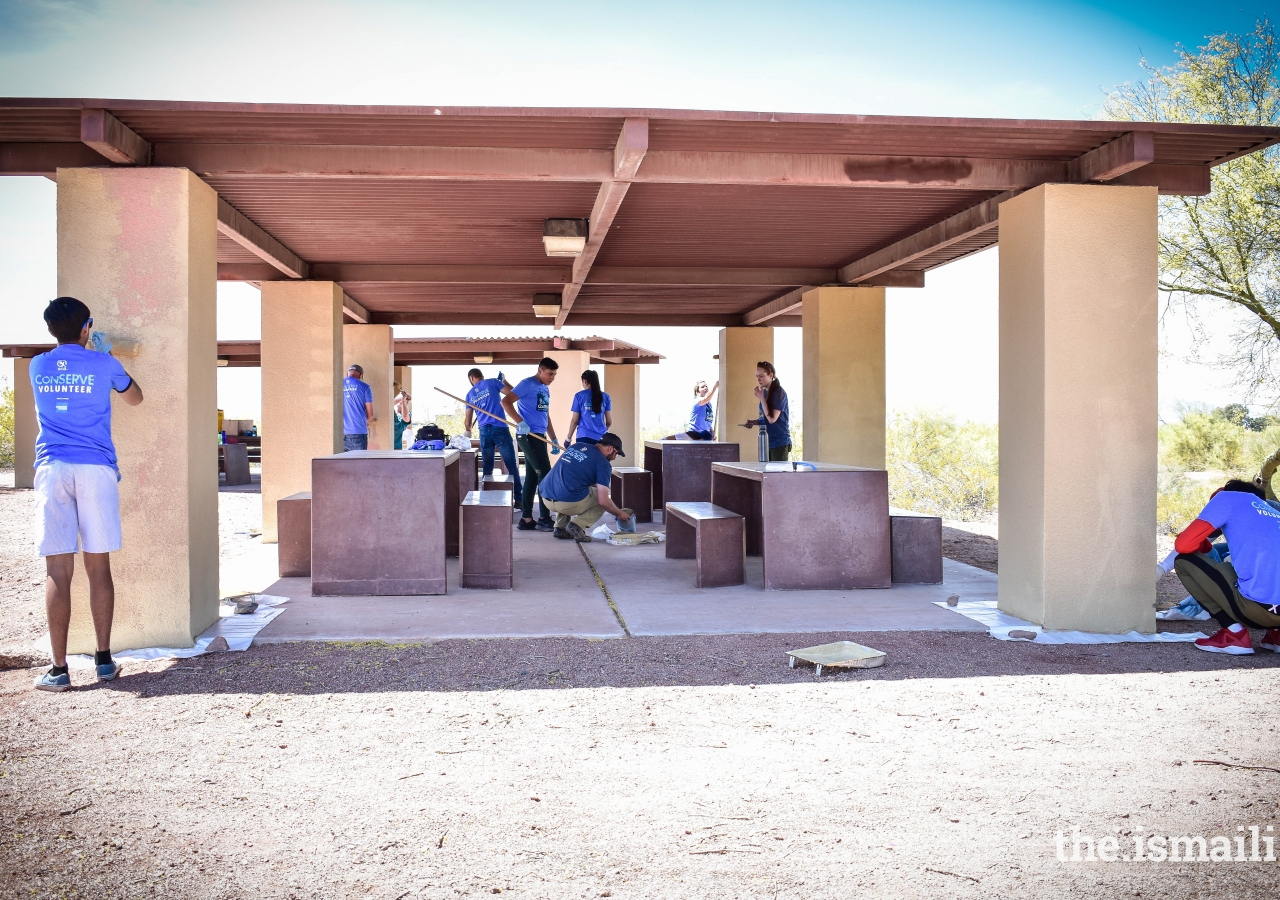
<box><xmin>889</xmin><ymin>507</ymin><xmax>943</xmax><ymax>584</ymax></box>
<box><xmin>664</xmin><ymin>502</ymin><xmax>745</xmax><ymax>588</ymax></box>
<box><xmin>461</xmin><ymin>490</ymin><xmax>513</xmax><ymax>589</ymax></box>
<box><xmin>481</xmin><ymin>472</ymin><xmax>515</xmax><ymax>503</ymax></box>
<box><xmin>277</xmin><ymin>491</ymin><xmax>311</xmax><ymax>577</ymax></box>
<box><xmin>610</xmin><ymin>467</ymin><xmax>653</xmax><ymax>523</ymax></box>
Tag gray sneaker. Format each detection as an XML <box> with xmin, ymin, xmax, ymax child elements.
<box><xmin>96</xmin><ymin>660</ymin><xmax>121</xmax><ymax>682</ymax></box>
<box><xmin>35</xmin><ymin>667</ymin><xmax>71</xmax><ymax>692</ymax></box>
<box><xmin>566</xmin><ymin>522</ymin><xmax>592</xmax><ymax>543</ymax></box>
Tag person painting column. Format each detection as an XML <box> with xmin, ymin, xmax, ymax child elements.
<box><xmin>392</xmin><ymin>382</ymin><xmax>412</xmax><ymax>450</ymax></box>
<box><xmin>538</xmin><ymin>433</ymin><xmax>633</xmax><ymax>542</ymax></box>
<box><xmin>664</xmin><ymin>379</ymin><xmax>719</xmax><ymax>440</ymax></box>
<box><xmin>1173</xmin><ymin>479</ymin><xmax>1280</xmax><ymax>655</ymax></box>
<box><xmin>738</xmin><ymin>361</ymin><xmax>791</xmax><ymax>461</ymax></box>
<box><xmin>342</xmin><ymin>364</ymin><xmax>375</xmax><ymax>452</ymax></box>
<box><xmin>565</xmin><ymin>369</ymin><xmax>612</xmax><ymax>446</ymax></box>
<box><xmin>502</xmin><ymin>357</ymin><xmax>561</xmax><ymax>532</ymax></box>
<box><xmin>30</xmin><ymin>297</ymin><xmax>145</xmax><ymax>692</ymax></box>
<box><xmin>464</xmin><ymin>368</ymin><xmax>522</xmax><ymax>505</ymax></box>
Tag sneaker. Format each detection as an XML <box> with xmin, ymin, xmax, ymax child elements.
<box><xmin>1260</xmin><ymin>629</ymin><xmax>1280</xmax><ymax>653</ymax></box>
<box><xmin>566</xmin><ymin>522</ymin><xmax>592</xmax><ymax>543</ymax></box>
<box><xmin>34</xmin><ymin>668</ymin><xmax>71</xmax><ymax>692</ymax></box>
<box><xmin>96</xmin><ymin>660</ymin><xmax>121</xmax><ymax>682</ymax></box>
<box><xmin>516</xmin><ymin>519</ymin><xmax>538</xmax><ymax>531</ymax></box>
<box><xmin>1194</xmin><ymin>627</ymin><xmax>1254</xmax><ymax>655</ymax></box>
<box><xmin>535</xmin><ymin>520</ymin><xmax>554</xmax><ymax>533</ymax></box>
<box><xmin>553</xmin><ymin>527</ymin><xmax>572</xmax><ymax>540</ymax></box>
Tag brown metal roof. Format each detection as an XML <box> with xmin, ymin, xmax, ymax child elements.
<box><xmin>3</xmin><ymin>98</ymin><xmax>1276</xmax><ymax>328</ymax></box>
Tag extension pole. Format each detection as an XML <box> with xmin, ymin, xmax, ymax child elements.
<box><xmin>432</xmin><ymin>386</ymin><xmax>552</xmax><ymax>445</ymax></box>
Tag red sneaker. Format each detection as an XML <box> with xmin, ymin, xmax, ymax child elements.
<box><xmin>1260</xmin><ymin>629</ymin><xmax>1280</xmax><ymax>653</ymax></box>
<box><xmin>1194</xmin><ymin>627</ymin><xmax>1254</xmax><ymax>655</ymax></box>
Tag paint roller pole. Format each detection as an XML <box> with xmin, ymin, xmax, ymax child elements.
<box><xmin>431</xmin><ymin>386</ymin><xmax>551</xmax><ymax>445</ymax></box>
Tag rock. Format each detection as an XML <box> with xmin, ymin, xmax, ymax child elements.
<box><xmin>206</xmin><ymin>636</ymin><xmax>230</xmax><ymax>653</ymax></box>
<box><xmin>1008</xmin><ymin>630</ymin><xmax>1038</xmax><ymax>641</ymax></box>
<box><xmin>946</xmin><ymin>594</ymin><xmax>960</xmax><ymax>607</ymax></box>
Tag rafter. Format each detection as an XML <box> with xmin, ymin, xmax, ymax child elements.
<box><xmin>1067</xmin><ymin>131</ymin><xmax>1154</xmax><ymax>183</ymax></box>
<box><xmin>216</xmin><ymin>197</ymin><xmax>309</xmax><ymax>279</ymax></box>
<box><xmin>743</xmin><ymin>288</ymin><xmax>808</xmax><ymax>326</ymax></box>
<box><xmin>80</xmin><ymin>109</ymin><xmax>150</xmax><ymax>165</ymax></box>
<box><xmin>342</xmin><ymin>293</ymin><xmax>369</xmax><ymax>324</ymax></box>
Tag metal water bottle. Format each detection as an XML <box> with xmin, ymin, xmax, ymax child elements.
<box><xmin>757</xmin><ymin>422</ymin><xmax>768</xmax><ymax>462</ymax></box>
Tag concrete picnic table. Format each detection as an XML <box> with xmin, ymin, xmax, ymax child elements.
<box><xmin>710</xmin><ymin>460</ymin><xmax>891</xmax><ymax>590</ymax></box>
<box><xmin>643</xmin><ymin>440</ymin><xmax>741</xmax><ymax>507</ymax></box>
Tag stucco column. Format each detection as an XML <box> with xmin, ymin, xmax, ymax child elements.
<box><xmin>343</xmin><ymin>324</ymin><xmax>394</xmax><ymax>450</ymax></box>
<box><xmin>604</xmin><ymin>363</ymin><xmax>640</xmax><ymax>464</ymax></box>
<box><xmin>802</xmin><ymin>286</ymin><xmax>885</xmax><ymax>467</ymax></box>
<box><xmin>393</xmin><ymin>365</ymin><xmax>413</xmax><ymax>399</ymax></box>
<box><xmin>57</xmin><ymin>167</ymin><xmax>218</xmax><ymax>652</ymax></box>
<box><xmin>544</xmin><ymin>350</ymin><xmax>592</xmax><ymax>443</ymax></box>
<box><xmin>717</xmin><ymin>327</ymin><xmax>773</xmax><ymax>459</ymax></box>
<box><xmin>998</xmin><ymin>183</ymin><xmax>1158</xmax><ymax>633</ymax></box>
<box><xmin>260</xmin><ymin>281</ymin><xmax>343</xmax><ymax>542</ymax></box>
<box><xmin>13</xmin><ymin>357</ymin><xmax>36</xmax><ymax>489</ymax></box>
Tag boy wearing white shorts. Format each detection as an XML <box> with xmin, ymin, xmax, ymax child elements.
<box><xmin>30</xmin><ymin>297</ymin><xmax>144</xmax><ymax>691</ymax></box>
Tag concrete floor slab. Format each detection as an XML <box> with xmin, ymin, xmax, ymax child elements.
<box><xmin>580</xmin><ymin>534</ymin><xmax>992</xmax><ymax>636</ymax></box>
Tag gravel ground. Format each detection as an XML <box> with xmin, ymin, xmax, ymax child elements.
<box><xmin>4</xmin><ymin>484</ymin><xmax>1279</xmax><ymax>897</ymax></box>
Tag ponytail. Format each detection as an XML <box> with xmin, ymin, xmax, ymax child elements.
<box><xmin>756</xmin><ymin>361</ymin><xmax>782</xmax><ymax>413</ymax></box>
<box><xmin>582</xmin><ymin>369</ymin><xmax>603</xmax><ymax>414</ymax></box>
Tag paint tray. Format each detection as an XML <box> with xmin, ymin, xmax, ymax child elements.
<box><xmin>787</xmin><ymin>640</ymin><xmax>885</xmax><ymax>675</ymax></box>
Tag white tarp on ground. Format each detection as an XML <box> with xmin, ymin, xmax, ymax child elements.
<box><xmin>937</xmin><ymin>598</ymin><xmax>1208</xmax><ymax>644</ymax></box>
<box><xmin>45</xmin><ymin>594</ymin><xmax>289</xmax><ymax>667</ymax></box>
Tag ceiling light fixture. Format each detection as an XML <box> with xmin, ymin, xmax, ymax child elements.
<box><xmin>532</xmin><ymin>293</ymin><xmax>562</xmax><ymax>318</ymax></box>
<box><xmin>473</xmin><ymin>354</ymin><xmax>493</xmax><ymax>364</ymax></box>
<box><xmin>543</xmin><ymin>218</ymin><xmax>588</xmax><ymax>257</ymax></box>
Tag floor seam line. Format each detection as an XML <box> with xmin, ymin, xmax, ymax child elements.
<box><xmin>577</xmin><ymin>543</ymin><xmax>632</xmax><ymax>637</ymax></box>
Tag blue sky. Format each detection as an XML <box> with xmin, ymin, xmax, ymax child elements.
<box><xmin>0</xmin><ymin>0</ymin><xmax>1271</xmax><ymax>425</ymax></box>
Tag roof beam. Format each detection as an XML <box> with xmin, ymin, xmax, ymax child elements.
<box><xmin>743</xmin><ymin>288</ymin><xmax>807</xmax><ymax>326</ymax></box>
<box><xmin>839</xmin><ymin>191</ymin><xmax>1016</xmax><ymax>284</ymax></box>
<box><xmin>216</xmin><ymin>197</ymin><xmax>309</xmax><ymax>279</ymax></box>
<box><xmin>1067</xmin><ymin>131</ymin><xmax>1154</xmax><ymax>183</ymax></box>
<box><xmin>588</xmin><ymin>266</ymin><xmax>834</xmax><ymax>286</ymax></box>
<box><xmin>0</xmin><ymin>142</ymin><xmax>104</xmax><ymax>174</ymax></box>
<box><xmin>1112</xmin><ymin>163</ymin><xmax>1210</xmax><ymax>196</ymax></box>
<box><xmin>556</xmin><ymin>118</ymin><xmax>649</xmax><ymax>329</ymax></box>
<box><xmin>310</xmin><ymin>264</ymin><xmax>570</xmax><ymax>284</ymax></box>
<box><xmin>80</xmin><ymin>109</ymin><xmax>150</xmax><ymax>165</ymax></box>
<box><xmin>371</xmin><ymin>311</ymin><xmax>742</xmax><ymax>327</ymax></box>
<box><xmin>342</xmin><ymin>293</ymin><xmax>369</xmax><ymax>324</ymax></box>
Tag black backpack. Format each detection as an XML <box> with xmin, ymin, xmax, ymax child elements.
<box><xmin>415</xmin><ymin>423</ymin><xmax>448</xmax><ymax>443</ymax></box>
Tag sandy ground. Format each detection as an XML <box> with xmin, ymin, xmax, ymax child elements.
<box><xmin>3</xmin><ymin>480</ymin><xmax>1279</xmax><ymax>897</ymax></box>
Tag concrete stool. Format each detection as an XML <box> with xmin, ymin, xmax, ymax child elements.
<box><xmin>458</xmin><ymin>449</ymin><xmax>478</xmax><ymax>496</ymax></box>
<box><xmin>223</xmin><ymin>442</ymin><xmax>251</xmax><ymax>486</ymax></box>
<box><xmin>664</xmin><ymin>501</ymin><xmax>745</xmax><ymax>588</ymax></box>
<box><xmin>277</xmin><ymin>491</ymin><xmax>312</xmax><ymax>577</ymax></box>
<box><xmin>610</xmin><ymin>467</ymin><xmax>653</xmax><ymax>523</ymax></box>
<box><xmin>461</xmin><ymin>490</ymin><xmax>514</xmax><ymax>589</ymax></box>
<box><xmin>889</xmin><ymin>508</ymin><xmax>943</xmax><ymax>584</ymax></box>
<box><xmin>481</xmin><ymin>473</ymin><xmax>515</xmax><ymax>502</ymax></box>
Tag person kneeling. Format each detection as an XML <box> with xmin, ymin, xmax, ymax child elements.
<box><xmin>1173</xmin><ymin>479</ymin><xmax>1280</xmax><ymax>655</ymax></box>
<box><xmin>537</xmin><ymin>433</ymin><xmax>633</xmax><ymax>542</ymax></box>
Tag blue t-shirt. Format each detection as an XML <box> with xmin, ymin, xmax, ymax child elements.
<box><xmin>1198</xmin><ymin>490</ymin><xmax>1280</xmax><ymax>606</ymax></box>
<box><xmin>467</xmin><ymin>374</ymin><xmax>508</xmax><ymax>428</ymax></box>
<box><xmin>571</xmin><ymin>389</ymin><xmax>612</xmax><ymax>441</ymax></box>
<box><xmin>690</xmin><ymin>400</ymin><xmax>714</xmax><ymax>434</ymax></box>
<box><xmin>30</xmin><ymin>343</ymin><xmax>133</xmax><ymax>474</ymax></box>
<box><xmin>538</xmin><ymin>441</ymin><xmax>613</xmax><ymax>504</ymax></box>
<box><xmin>343</xmin><ymin>376</ymin><xmax>374</xmax><ymax>436</ymax></box>
<box><xmin>759</xmin><ymin>387</ymin><xmax>791</xmax><ymax>449</ymax></box>
<box><xmin>513</xmin><ymin>375</ymin><xmax>551</xmax><ymax>434</ymax></box>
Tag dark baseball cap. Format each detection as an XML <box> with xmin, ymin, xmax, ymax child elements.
<box><xmin>347</xmin><ymin>364</ymin><xmax>364</xmax><ymax>375</ymax></box>
<box><xmin>596</xmin><ymin>433</ymin><xmax>625</xmax><ymax>457</ymax></box>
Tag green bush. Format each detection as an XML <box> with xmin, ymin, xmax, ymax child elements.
<box><xmin>886</xmin><ymin>410</ymin><xmax>998</xmax><ymax>521</ymax></box>
<box><xmin>1160</xmin><ymin>404</ymin><xmax>1280</xmax><ymax>473</ymax></box>
<box><xmin>1156</xmin><ymin>470</ymin><xmax>1215</xmax><ymax>534</ymax></box>
<box><xmin>0</xmin><ymin>383</ymin><xmax>14</xmax><ymax>469</ymax></box>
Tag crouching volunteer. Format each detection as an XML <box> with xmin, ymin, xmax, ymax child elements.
<box><xmin>537</xmin><ymin>433</ymin><xmax>633</xmax><ymax>542</ymax></box>
<box><xmin>1173</xmin><ymin>479</ymin><xmax>1280</xmax><ymax>655</ymax></box>
<box><xmin>30</xmin><ymin>297</ymin><xmax>144</xmax><ymax>691</ymax></box>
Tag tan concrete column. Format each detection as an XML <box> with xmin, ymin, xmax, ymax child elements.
<box><xmin>717</xmin><ymin>327</ymin><xmax>773</xmax><ymax>459</ymax></box>
<box><xmin>13</xmin><ymin>357</ymin><xmax>36</xmax><ymax>489</ymax></box>
<box><xmin>393</xmin><ymin>365</ymin><xmax>413</xmax><ymax>400</ymax></box>
<box><xmin>343</xmin><ymin>324</ymin><xmax>394</xmax><ymax>450</ymax></box>
<box><xmin>57</xmin><ymin>167</ymin><xmax>218</xmax><ymax>652</ymax></box>
<box><xmin>998</xmin><ymin>183</ymin><xmax>1158</xmax><ymax>633</ymax></box>
<box><xmin>603</xmin><ymin>363</ymin><xmax>640</xmax><ymax>464</ymax></box>
<box><xmin>261</xmin><ymin>281</ymin><xmax>343</xmax><ymax>542</ymax></box>
<box><xmin>544</xmin><ymin>350</ymin><xmax>592</xmax><ymax>442</ymax></box>
<box><xmin>802</xmin><ymin>286</ymin><xmax>885</xmax><ymax>467</ymax></box>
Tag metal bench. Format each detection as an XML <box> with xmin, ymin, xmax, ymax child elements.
<box><xmin>664</xmin><ymin>501</ymin><xmax>745</xmax><ymax>588</ymax></box>
<box><xmin>889</xmin><ymin>507</ymin><xmax>943</xmax><ymax>584</ymax></box>
<box><xmin>481</xmin><ymin>472</ymin><xmax>515</xmax><ymax>502</ymax></box>
<box><xmin>461</xmin><ymin>490</ymin><xmax>513</xmax><ymax>589</ymax></box>
<box><xmin>610</xmin><ymin>467</ymin><xmax>653</xmax><ymax>523</ymax></box>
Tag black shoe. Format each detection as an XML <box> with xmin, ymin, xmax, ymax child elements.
<box><xmin>553</xmin><ymin>527</ymin><xmax>572</xmax><ymax>540</ymax></box>
<box><xmin>535</xmin><ymin>520</ymin><xmax>555</xmax><ymax>532</ymax></box>
<box><xmin>517</xmin><ymin>519</ymin><xmax>538</xmax><ymax>531</ymax></box>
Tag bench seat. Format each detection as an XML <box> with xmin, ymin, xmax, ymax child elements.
<box><xmin>664</xmin><ymin>501</ymin><xmax>745</xmax><ymax>588</ymax></box>
<box><xmin>888</xmin><ymin>507</ymin><xmax>943</xmax><ymax>584</ymax></box>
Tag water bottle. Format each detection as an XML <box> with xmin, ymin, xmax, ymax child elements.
<box><xmin>757</xmin><ymin>424</ymin><xmax>768</xmax><ymax>462</ymax></box>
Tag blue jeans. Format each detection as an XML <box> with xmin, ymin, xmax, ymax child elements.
<box><xmin>343</xmin><ymin>434</ymin><xmax>368</xmax><ymax>452</ymax></box>
<box><xmin>479</xmin><ymin>425</ymin><xmax>523</xmax><ymax>504</ymax></box>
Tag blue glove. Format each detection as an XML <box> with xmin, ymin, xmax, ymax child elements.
<box><xmin>89</xmin><ymin>331</ymin><xmax>112</xmax><ymax>354</ymax></box>
<box><xmin>516</xmin><ymin>421</ymin><xmax>530</xmax><ymax>436</ymax></box>
<box><xmin>550</xmin><ymin>440</ymin><xmax>561</xmax><ymax>456</ymax></box>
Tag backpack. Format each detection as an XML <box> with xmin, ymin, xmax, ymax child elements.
<box><xmin>415</xmin><ymin>423</ymin><xmax>448</xmax><ymax>443</ymax></box>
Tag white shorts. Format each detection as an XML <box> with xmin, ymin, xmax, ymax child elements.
<box><xmin>34</xmin><ymin>461</ymin><xmax>123</xmax><ymax>557</ymax></box>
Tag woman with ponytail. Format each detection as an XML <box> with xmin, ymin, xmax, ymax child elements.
<box><xmin>566</xmin><ymin>369</ymin><xmax>612</xmax><ymax>446</ymax></box>
<box><xmin>738</xmin><ymin>361</ymin><xmax>791</xmax><ymax>461</ymax></box>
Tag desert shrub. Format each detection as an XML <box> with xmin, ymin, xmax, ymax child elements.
<box><xmin>1156</xmin><ymin>469</ymin><xmax>1215</xmax><ymax>534</ymax></box>
<box><xmin>1160</xmin><ymin>404</ymin><xmax>1280</xmax><ymax>473</ymax></box>
<box><xmin>886</xmin><ymin>410</ymin><xmax>998</xmax><ymax>521</ymax></box>
<box><xmin>0</xmin><ymin>383</ymin><xmax>13</xmax><ymax>468</ymax></box>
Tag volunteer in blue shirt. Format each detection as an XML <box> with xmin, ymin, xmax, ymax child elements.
<box><xmin>565</xmin><ymin>370</ymin><xmax>612</xmax><ymax>445</ymax></box>
<box><xmin>342</xmin><ymin>365</ymin><xmax>375</xmax><ymax>451</ymax></box>
<box><xmin>464</xmin><ymin>368</ymin><xmax>522</xmax><ymax>505</ymax></box>
<box><xmin>538</xmin><ymin>433</ymin><xmax>633</xmax><ymax>542</ymax></box>
<box><xmin>1174</xmin><ymin>479</ymin><xmax>1280</xmax><ymax>655</ymax></box>
<box><xmin>687</xmin><ymin>379</ymin><xmax>718</xmax><ymax>440</ymax></box>
<box><xmin>502</xmin><ymin>357</ymin><xmax>562</xmax><ymax>531</ymax></box>
<box><xmin>737</xmin><ymin>361</ymin><xmax>791</xmax><ymax>461</ymax></box>
<box><xmin>29</xmin><ymin>297</ymin><xmax>144</xmax><ymax>692</ymax></box>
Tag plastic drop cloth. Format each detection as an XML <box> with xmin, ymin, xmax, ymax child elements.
<box><xmin>937</xmin><ymin>598</ymin><xmax>1207</xmax><ymax>644</ymax></box>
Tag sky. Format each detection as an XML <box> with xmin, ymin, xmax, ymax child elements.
<box><xmin>0</xmin><ymin>0</ymin><xmax>1271</xmax><ymax>427</ymax></box>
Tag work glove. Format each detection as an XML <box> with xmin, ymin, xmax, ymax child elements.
<box><xmin>89</xmin><ymin>331</ymin><xmax>112</xmax><ymax>354</ymax></box>
<box><xmin>464</xmin><ymin>428</ymin><xmax>473</xmax><ymax>439</ymax></box>
<box><xmin>550</xmin><ymin>440</ymin><xmax>561</xmax><ymax>456</ymax></box>
<box><xmin>516</xmin><ymin>421</ymin><xmax>530</xmax><ymax>436</ymax></box>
